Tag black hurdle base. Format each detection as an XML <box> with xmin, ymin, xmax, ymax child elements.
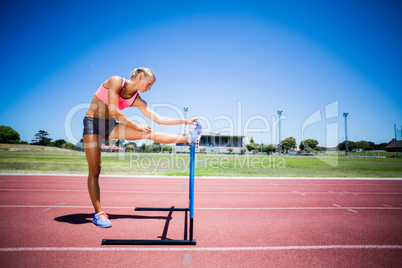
<box><xmin>101</xmin><ymin>239</ymin><xmax>196</xmax><ymax>246</ymax></box>
<box><xmin>101</xmin><ymin>207</ymin><xmax>196</xmax><ymax>246</ymax></box>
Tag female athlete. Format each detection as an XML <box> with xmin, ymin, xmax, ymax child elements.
<box><xmin>83</xmin><ymin>67</ymin><xmax>202</xmax><ymax>227</ymax></box>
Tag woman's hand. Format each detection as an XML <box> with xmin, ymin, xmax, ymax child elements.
<box><xmin>141</xmin><ymin>124</ymin><xmax>153</xmax><ymax>134</ymax></box>
<box><xmin>186</xmin><ymin>118</ymin><xmax>198</xmax><ymax>125</ymax></box>
<box><xmin>134</xmin><ymin>123</ymin><xmax>153</xmax><ymax>134</ymax></box>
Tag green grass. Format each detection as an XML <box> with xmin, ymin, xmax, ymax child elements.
<box><xmin>0</xmin><ymin>144</ymin><xmax>401</xmax><ymax>177</ymax></box>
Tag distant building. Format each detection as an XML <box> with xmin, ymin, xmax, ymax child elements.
<box><xmin>76</xmin><ymin>142</ymin><xmax>124</xmax><ymax>152</ymax></box>
<box><xmin>175</xmin><ymin>134</ymin><xmax>247</xmax><ymax>153</ymax></box>
<box><xmin>385</xmin><ymin>139</ymin><xmax>402</xmax><ymax>152</ymax></box>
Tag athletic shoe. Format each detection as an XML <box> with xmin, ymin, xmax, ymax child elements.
<box><xmin>188</xmin><ymin>120</ymin><xmax>202</xmax><ymax>144</ymax></box>
<box><xmin>92</xmin><ymin>211</ymin><xmax>112</xmax><ymax>228</ymax></box>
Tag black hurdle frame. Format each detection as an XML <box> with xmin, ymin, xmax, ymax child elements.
<box><xmin>102</xmin><ymin>143</ymin><xmax>196</xmax><ymax>245</ymax></box>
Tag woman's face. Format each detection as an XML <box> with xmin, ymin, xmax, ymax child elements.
<box><xmin>138</xmin><ymin>75</ymin><xmax>155</xmax><ymax>93</ymax></box>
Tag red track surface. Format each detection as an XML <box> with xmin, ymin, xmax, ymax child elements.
<box><xmin>0</xmin><ymin>174</ymin><xmax>401</xmax><ymax>267</ymax></box>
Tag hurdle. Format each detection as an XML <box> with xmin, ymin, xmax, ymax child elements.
<box><xmin>102</xmin><ymin>142</ymin><xmax>196</xmax><ymax>245</ymax></box>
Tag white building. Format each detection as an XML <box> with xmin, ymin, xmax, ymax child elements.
<box><xmin>175</xmin><ymin>134</ymin><xmax>247</xmax><ymax>153</ymax></box>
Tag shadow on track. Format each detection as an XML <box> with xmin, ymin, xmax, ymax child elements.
<box><xmin>54</xmin><ymin>213</ymin><xmax>168</xmax><ymax>225</ymax></box>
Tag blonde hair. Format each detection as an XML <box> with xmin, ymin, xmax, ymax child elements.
<box><xmin>130</xmin><ymin>67</ymin><xmax>156</xmax><ymax>82</ymax></box>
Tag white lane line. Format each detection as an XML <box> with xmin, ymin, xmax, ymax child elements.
<box><xmin>42</xmin><ymin>202</ymin><xmax>67</xmax><ymax>212</ymax></box>
<box><xmin>0</xmin><ymin>180</ymin><xmax>194</xmax><ymax>185</ymax></box>
<box><xmin>0</xmin><ymin>245</ymin><xmax>401</xmax><ymax>252</ymax></box>
<box><xmin>0</xmin><ymin>189</ymin><xmax>186</xmax><ymax>194</ymax></box>
<box><xmin>2</xmin><ymin>179</ymin><xmax>402</xmax><ymax>189</ymax></box>
<box><xmin>0</xmin><ymin>205</ymin><xmax>401</xmax><ymax>210</ymax></box>
<box><xmin>1</xmin><ymin>189</ymin><xmax>401</xmax><ymax>195</ymax></box>
<box><xmin>333</xmin><ymin>204</ymin><xmax>359</xmax><ymax>213</ymax></box>
<box><xmin>1</xmin><ymin>173</ymin><xmax>402</xmax><ymax>180</ymax></box>
<box><xmin>347</xmin><ymin>209</ymin><xmax>359</xmax><ymax>213</ymax></box>
<box><xmin>293</xmin><ymin>191</ymin><xmax>306</xmax><ymax>196</ymax></box>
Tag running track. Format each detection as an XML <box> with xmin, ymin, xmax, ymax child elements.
<box><xmin>0</xmin><ymin>174</ymin><xmax>401</xmax><ymax>267</ymax></box>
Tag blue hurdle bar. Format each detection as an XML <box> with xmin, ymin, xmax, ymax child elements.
<box><xmin>189</xmin><ymin>142</ymin><xmax>195</xmax><ymax>241</ymax></box>
<box><xmin>102</xmin><ymin>142</ymin><xmax>196</xmax><ymax>245</ymax></box>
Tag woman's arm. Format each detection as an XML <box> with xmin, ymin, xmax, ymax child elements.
<box><xmin>134</xmin><ymin>96</ymin><xmax>196</xmax><ymax>126</ymax></box>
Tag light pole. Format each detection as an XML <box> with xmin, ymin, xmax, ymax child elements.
<box><xmin>277</xmin><ymin>111</ymin><xmax>283</xmax><ymax>154</ymax></box>
<box><xmin>260</xmin><ymin>131</ymin><xmax>263</xmax><ymax>154</ymax></box>
<box><xmin>343</xmin><ymin>113</ymin><xmax>349</xmax><ymax>156</ymax></box>
<box><xmin>183</xmin><ymin>107</ymin><xmax>188</xmax><ymax>134</ymax></box>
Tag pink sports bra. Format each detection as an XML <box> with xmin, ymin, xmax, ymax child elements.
<box><xmin>95</xmin><ymin>77</ymin><xmax>138</xmax><ymax>110</ymax></box>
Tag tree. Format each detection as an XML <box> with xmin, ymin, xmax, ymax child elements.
<box><xmin>125</xmin><ymin>144</ymin><xmax>135</xmax><ymax>152</ymax></box>
<box><xmin>281</xmin><ymin>137</ymin><xmax>297</xmax><ymax>152</ymax></box>
<box><xmin>146</xmin><ymin>145</ymin><xmax>154</xmax><ymax>153</ymax></box>
<box><xmin>374</xmin><ymin>143</ymin><xmax>387</xmax><ymax>150</ymax></box>
<box><xmin>62</xmin><ymin>143</ymin><xmax>77</xmax><ymax>150</ymax></box>
<box><xmin>262</xmin><ymin>144</ymin><xmax>277</xmax><ymax>155</ymax></box>
<box><xmin>152</xmin><ymin>142</ymin><xmax>161</xmax><ymax>152</ymax></box>
<box><xmin>0</xmin><ymin>126</ymin><xmax>20</xmax><ymax>144</ymax></box>
<box><xmin>299</xmin><ymin>139</ymin><xmax>318</xmax><ymax>151</ymax></box>
<box><xmin>246</xmin><ymin>143</ymin><xmax>256</xmax><ymax>151</ymax></box>
<box><xmin>246</xmin><ymin>136</ymin><xmax>260</xmax><ymax>152</ymax></box>
<box><xmin>54</xmin><ymin>139</ymin><xmax>67</xmax><ymax>148</ymax></box>
<box><xmin>125</xmin><ymin>142</ymin><xmax>137</xmax><ymax>149</ymax></box>
<box><xmin>355</xmin><ymin>140</ymin><xmax>374</xmax><ymax>151</ymax></box>
<box><xmin>316</xmin><ymin>146</ymin><xmax>328</xmax><ymax>152</ymax></box>
<box><xmin>337</xmin><ymin>140</ymin><xmax>379</xmax><ymax>152</ymax></box>
<box><xmin>140</xmin><ymin>143</ymin><xmax>147</xmax><ymax>152</ymax></box>
<box><xmin>116</xmin><ymin>139</ymin><xmax>125</xmax><ymax>147</ymax></box>
<box><xmin>337</xmin><ymin>141</ymin><xmax>357</xmax><ymax>152</ymax></box>
<box><xmin>125</xmin><ymin>142</ymin><xmax>137</xmax><ymax>152</ymax></box>
<box><xmin>162</xmin><ymin>145</ymin><xmax>172</xmax><ymax>153</ymax></box>
<box><xmin>31</xmin><ymin>130</ymin><xmax>52</xmax><ymax>146</ymax></box>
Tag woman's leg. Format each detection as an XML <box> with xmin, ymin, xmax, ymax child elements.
<box><xmin>108</xmin><ymin>124</ymin><xmax>189</xmax><ymax>144</ymax></box>
<box><xmin>83</xmin><ymin>134</ymin><xmax>103</xmax><ymax>213</ymax></box>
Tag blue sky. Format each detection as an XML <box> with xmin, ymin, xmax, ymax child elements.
<box><xmin>0</xmin><ymin>0</ymin><xmax>401</xmax><ymax>147</ymax></box>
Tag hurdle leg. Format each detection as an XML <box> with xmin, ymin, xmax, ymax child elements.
<box><xmin>189</xmin><ymin>142</ymin><xmax>195</xmax><ymax>241</ymax></box>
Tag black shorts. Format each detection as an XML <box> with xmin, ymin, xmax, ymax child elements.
<box><xmin>83</xmin><ymin>117</ymin><xmax>118</xmax><ymax>139</ymax></box>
